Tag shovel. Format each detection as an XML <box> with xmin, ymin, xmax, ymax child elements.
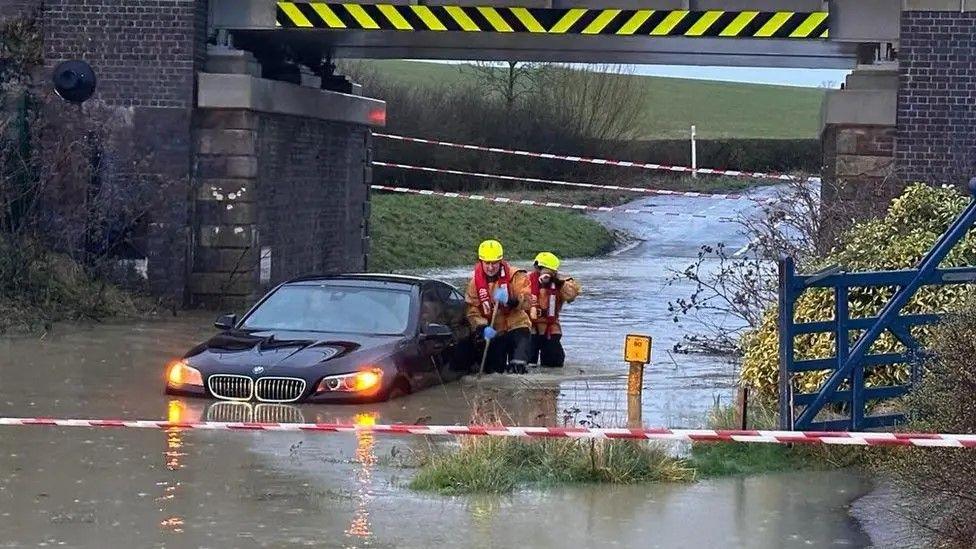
<box><xmin>477</xmin><ymin>300</ymin><xmax>501</xmax><ymax>378</ymax></box>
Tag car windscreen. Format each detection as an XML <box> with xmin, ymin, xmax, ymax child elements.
<box><xmin>241</xmin><ymin>284</ymin><xmax>413</xmax><ymax>335</ymax></box>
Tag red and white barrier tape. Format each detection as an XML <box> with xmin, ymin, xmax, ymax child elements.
<box><xmin>374</xmin><ymin>161</ymin><xmax>746</xmax><ymax>199</ymax></box>
<box><xmin>370</xmin><ymin>184</ymin><xmax>734</xmax><ymax>221</ymax></box>
<box><xmin>374</xmin><ymin>133</ymin><xmax>822</xmax><ymax>185</ymax></box>
<box><xmin>2</xmin><ymin>417</ymin><xmax>974</xmax><ymax>447</ymax></box>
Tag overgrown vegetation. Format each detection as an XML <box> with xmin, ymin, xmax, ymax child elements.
<box><xmin>410</xmin><ymin>436</ymin><xmax>694</xmax><ymax>495</ymax></box>
<box><xmin>369</xmin><ymin>194</ymin><xmax>614</xmax><ymax>271</ymax></box>
<box><xmin>667</xmin><ymin>180</ymin><xmax>976</xmax><ymax>405</ymax></box>
<box><xmin>667</xmin><ymin>176</ymin><xmax>834</xmax><ymax>356</ymax></box>
<box><xmin>404</xmin><ymin>397</ymin><xmax>867</xmax><ymax>494</ymax></box>
<box><xmin>1</xmin><ymin>15</ymin><xmax>159</xmax><ymax>332</ymax></box>
<box><xmin>878</xmin><ymin>304</ymin><xmax>976</xmax><ymax>546</ymax></box>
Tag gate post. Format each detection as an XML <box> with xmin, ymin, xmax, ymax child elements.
<box><xmin>778</xmin><ymin>255</ymin><xmax>796</xmax><ymax>430</ymax></box>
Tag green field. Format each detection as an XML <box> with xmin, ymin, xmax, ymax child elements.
<box><xmin>356</xmin><ymin>60</ymin><xmax>826</xmax><ymax>140</ymax></box>
<box><xmin>369</xmin><ymin>194</ymin><xmax>614</xmax><ymax>271</ymax></box>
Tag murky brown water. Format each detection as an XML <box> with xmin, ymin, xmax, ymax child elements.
<box><xmin>0</xmin><ymin>190</ymin><xmax>878</xmax><ymax>548</ymax></box>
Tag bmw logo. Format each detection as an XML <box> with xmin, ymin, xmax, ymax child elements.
<box><xmin>252</xmin><ymin>366</ymin><xmax>265</xmax><ymax>375</ymax></box>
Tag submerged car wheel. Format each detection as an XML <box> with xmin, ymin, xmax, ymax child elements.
<box><xmin>384</xmin><ymin>378</ymin><xmax>411</xmax><ymax>401</ymax></box>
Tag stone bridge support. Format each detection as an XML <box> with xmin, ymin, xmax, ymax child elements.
<box><xmin>191</xmin><ymin>49</ymin><xmax>384</xmax><ymax>309</ymax></box>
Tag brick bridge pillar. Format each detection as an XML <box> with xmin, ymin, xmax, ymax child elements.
<box><xmin>821</xmin><ymin>2</ymin><xmax>976</xmax><ymax>237</ymax></box>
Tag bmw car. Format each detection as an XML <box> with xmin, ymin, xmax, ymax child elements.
<box><xmin>165</xmin><ymin>274</ymin><xmax>476</xmax><ymax>403</ymax></box>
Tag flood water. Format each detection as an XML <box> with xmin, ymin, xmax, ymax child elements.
<box><xmin>0</xmin><ymin>189</ymin><xmax>877</xmax><ymax>548</ymax></box>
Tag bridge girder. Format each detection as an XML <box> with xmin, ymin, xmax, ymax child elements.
<box><xmin>214</xmin><ymin>0</ymin><xmax>863</xmax><ymax>69</ymax></box>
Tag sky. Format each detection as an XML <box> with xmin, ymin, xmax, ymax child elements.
<box><xmin>417</xmin><ymin>60</ymin><xmax>850</xmax><ymax>89</ymax></box>
<box><xmin>630</xmin><ymin>65</ymin><xmax>849</xmax><ymax>88</ymax></box>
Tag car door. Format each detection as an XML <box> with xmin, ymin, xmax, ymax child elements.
<box><xmin>415</xmin><ymin>284</ymin><xmax>451</xmax><ymax>388</ymax></box>
<box><xmin>436</xmin><ymin>283</ymin><xmax>474</xmax><ymax>380</ymax></box>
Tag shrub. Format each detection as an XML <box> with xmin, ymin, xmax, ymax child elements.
<box><xmin>740</xmin><ymin>183</ymin><xmax>976</xmax><ymax>400</ymax></box>
<box><xmin>879</xmin><ymin>304</ymin><xmax>976</xmax><ymax>546</ymax></box>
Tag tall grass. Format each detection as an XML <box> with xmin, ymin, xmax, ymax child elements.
<box><xmin>410</xmin><ymin>436</ymin><xmax>694</xmax><ymax>495</ymax></box>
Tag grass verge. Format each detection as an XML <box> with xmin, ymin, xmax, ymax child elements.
<box><xmin>409</xmin><ymin>436</ymin><xmax>695</xmax><ymax>495</ymax></box>
<box><xmin>369</xmin><ymin>194</ymin><xmax>615</xmax><ymax>272</ymax></box>
<box><xmin>688</xmin><ymin>401</ymin><xmax>865</xmax><ymax>478</ymax></box>
<box><xmin>403</xmin><ymin>399</ymin><xmax>870</xmax><ymax>495</ymax></box>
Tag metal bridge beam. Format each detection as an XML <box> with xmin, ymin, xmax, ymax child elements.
<box><xmin>212</xmin><ymin>0</ymin><xmax>859</xmax><ymax>68</ymax></box>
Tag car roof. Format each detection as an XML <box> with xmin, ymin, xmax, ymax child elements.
<box><xmin>284</xmin><ymin>273</ymin><xmax>433</xmax><ymax>287</ymax></box>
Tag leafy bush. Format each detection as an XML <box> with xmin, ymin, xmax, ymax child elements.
<box><xmin>740</xmin><ymin>183</ymin><xmax>976</xmax><ymax>400</ymax></box>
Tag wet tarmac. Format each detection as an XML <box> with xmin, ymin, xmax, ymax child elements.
<box><xmin>0</xmin><ymin>188</ymin><xmax>877</xmax><ymax>548</ymax></box>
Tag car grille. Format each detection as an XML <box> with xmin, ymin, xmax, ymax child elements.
<box><xmin>208</xmin><ymin>374</ymin><xmax>253</xmax><ymax>401</ymax></box>
<box><xmin>206</xmin><ymin>402</ymin><xmax>305</xmax><ymax>423</ymax></box>
<box><xmin>255</xmin><ymin>377</ymin><xmax>306</xmax><ymax>403</ymax></box>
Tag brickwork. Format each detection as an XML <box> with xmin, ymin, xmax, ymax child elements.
<box><xmin>42</xmin><ymin>0</ymin><xmax>201</xmax><ymax>108</ymax></box>
<box><xmin>37</xmin><ymin>0</ymin><xmax>207</xmax><ymax>303</ymax></box>
<box><xmin>897</xmin><ymin>11</ymin><xmax>976</xmax><ymax>184</ymax></box>
<box><xmin>255</xmin><ymin>114</ymin><xmax>369</xmax><ymax>282</ymax></box>
<box><xmin>190</xmin><ymin>109</ymin><xmax>370</xmax><ymax>310</ymax></box>
<box><xmin>0</xmin><ymin>0</ymin><xmax>40</xmax><ymax>20</ymax></box>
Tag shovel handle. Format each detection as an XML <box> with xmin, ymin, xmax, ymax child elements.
<box><xmin>477</xmin><ymin>300</ymin><xmax>501</xmax><ymax>378</ymax></box>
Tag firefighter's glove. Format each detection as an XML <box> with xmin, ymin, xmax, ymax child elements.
<box><xmin>493</xmin><ymin>287</ymin><xmax>509</xmax><ymax>305</ymax></box>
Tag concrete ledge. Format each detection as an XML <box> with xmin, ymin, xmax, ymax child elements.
<box><xmin>821</xmin><ymin>89</ymin><xmax>897</xmax><ymax>131</ymax></box>
<box><xmin>845</xmin><ymin>68</ymin><xmax>899</xmax><ymax>91</ymax></box>
<box><xmin>903</xmin><ymin>0</ymin><xmax>976</xmax><ymax>11</ymax></box>
<box><xmin>198</xmin><ymin>73</ymin><xmax>386</xmax><ymax>128</ymax></box>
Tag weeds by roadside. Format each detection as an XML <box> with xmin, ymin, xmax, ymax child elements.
<box><xmin>689</xmin><ymin>398</ymin><xmax>865</xmax><ymax>478</ymax></box>
<box><xmin>409</xmin><ymin>436</ymin><xmax>695</xmax><ymax>495</ymax></box>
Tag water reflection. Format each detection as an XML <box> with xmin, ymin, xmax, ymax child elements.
<box><xmin>204</xmin><ymin>401</ymin><xmax>307</xmax><ymax>423</ymax></box>
<box><xmin>160</xmin><ymin>399</ymin><xmax>187</xmax><ymax>534</ymax></box>
<box><xmin>346</xmin><ymin>412</ymin><xmax>379</xmax><ymax>546</ymax></box>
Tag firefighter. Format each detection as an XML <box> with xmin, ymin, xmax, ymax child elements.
<box><xmin>465</xmin><ymin>239</ymin><xmax>532</xmax><ymax>374</ymax></box>
<box><xmin>528</xmin><ymin>252</ymin><xmax>580</xmax><ymax>368</ymax></box>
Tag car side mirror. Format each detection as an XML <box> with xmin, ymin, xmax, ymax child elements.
<box><xmin>422</xmin><ymin>323</ymin><xmax>452</xmax><ymax>339</ymax></box>
<box><xmin>214</xmin><ymin>313</ymin><xmax>237</xmax><ymax>330</ymax></box>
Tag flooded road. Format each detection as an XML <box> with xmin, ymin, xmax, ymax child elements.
<box><xmin>0</xmin><ymin>188</ymin><xmax>876</xmax><ymax>548</ymax></box>
<box><xmin>424</xmin><ymin>189</ymin><xmax>763</xmax><ymax>427</ymax></box>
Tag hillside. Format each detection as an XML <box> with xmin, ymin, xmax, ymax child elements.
<box><xmin>354</xmin><ymin>60</ymin><xmax>826</xmax><ymax>140</ymax></box>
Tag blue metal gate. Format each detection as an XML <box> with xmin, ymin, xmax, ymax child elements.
<box><xmin>778</xmin><ymin>183</ymin><xmax>976</xmax><ymax>431</ymax></box>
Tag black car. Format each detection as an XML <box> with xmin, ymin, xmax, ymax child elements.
<box><xmin>165</xmin><ymin>274</ymin><xmax>476</xmax><ymax>403</ymax></box>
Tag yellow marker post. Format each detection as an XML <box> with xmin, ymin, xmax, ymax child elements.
<box><xmin>624</xmin><ymin>334</ymin><xmax>652</xmax><ymax>427</ymax></box>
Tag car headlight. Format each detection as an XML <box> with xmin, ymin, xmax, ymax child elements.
<box><xmin>167</xmin><ymin>360</ymin><xmax>203</xmax><ymax>387</ymax></box>
<box><xmin>316</xmin><ymin>368</ymin><xmax>383</xmax><ymax>394</ymax></box>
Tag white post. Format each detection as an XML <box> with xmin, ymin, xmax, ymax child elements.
<box><xmin>690</xmin><ymin>125</ymin><xmax>697</xmax><ymax>178</ymax></box>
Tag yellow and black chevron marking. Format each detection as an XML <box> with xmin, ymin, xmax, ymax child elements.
<box><xmin>276</xmin><ymin>3</ymin><xmax>829</xmax><ymax>38</ymax></box>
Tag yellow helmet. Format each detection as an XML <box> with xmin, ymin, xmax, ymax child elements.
<box><xmin>478</xmin><ymin>240</ymin><xmax>504</xmax><ymax>262</ymax></box>
<box><xmin>534</xmin><ymin>252</ymin><xmax>561</xmax><ymax>271</ymax></box>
